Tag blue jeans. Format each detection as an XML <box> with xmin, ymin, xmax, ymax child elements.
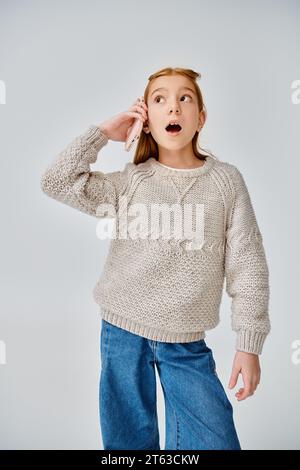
<box><xmin>99</xmin><ymin>319</ymin><xmax>241</xmax><ymax>450</ymax></box>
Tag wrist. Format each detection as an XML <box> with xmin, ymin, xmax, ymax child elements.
<box><xmin>97</xmin><ymin>123</ymin><xmax>110</xmax><ymax>139</ymax></box>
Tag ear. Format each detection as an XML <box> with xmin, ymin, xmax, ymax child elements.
<box><xmin>199</xmin><ymin>108</ymin><xmax>206</xmax><ymax>128</ymax></box>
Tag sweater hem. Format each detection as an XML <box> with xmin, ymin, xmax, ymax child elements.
<box><xmin>99</xmin><ymin>307</ymin><xmax>206</xmax><ymax>343</ymax></box>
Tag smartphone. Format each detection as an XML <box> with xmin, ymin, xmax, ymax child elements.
<box><xmin>124</xmin><ymin>117</ymin><xmax>144</xmax><ymax>152</ymax></box>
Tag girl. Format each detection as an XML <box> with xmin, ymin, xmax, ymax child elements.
<box><xmin>41</xmin><ymin>66</ymin><xmax>271</xmax><ymax>450</ymax></box>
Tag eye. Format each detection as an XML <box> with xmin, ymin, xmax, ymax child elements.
<box><xmin>154</xmin><ymin>95</ymin><xmax>164</xmax><ymax>103</ymax></box>
<box><xmin>181</xmin><ymin>94</ymin><xmax>192</xmax><ymax>101</ymax></box>
<box><xmin>154</xmin><ymin>94</ymin><xmax>192</xmax><ymax>103</ymax></box>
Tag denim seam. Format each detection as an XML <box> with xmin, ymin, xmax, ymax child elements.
<box><xmin>103</xmin><ymin>322</ymin><xmax>111</xmax><ymax>369</ymax></box>
<box><xmin>151</xmin><ymin>406</ymin><xmax>160</xmax><ymax>447</ymax></box>
<box><xmin>152</xmin><ymin>340</ymin><xmax>158</xmax><ymax>364</ymax></box>
<box><xmin>209</xmin><ymin>351</ymin><xmax>218</xmax><ymax>377</ymax></box>
<box><xmin>174</xmin><ymin>408</ymin><xmax>180</xmax><ymax>450</ymax></box>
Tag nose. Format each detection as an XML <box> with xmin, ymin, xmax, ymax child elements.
<box><xmin>169</xmin><ymin>104</ymin><xmax>180</xmax><ymax>114</ymax></box>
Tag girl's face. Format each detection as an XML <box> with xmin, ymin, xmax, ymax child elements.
<box><xmin>145</xmin><ymin>75</ymin><xmax>204</xmax><ymax>149</ymax></box>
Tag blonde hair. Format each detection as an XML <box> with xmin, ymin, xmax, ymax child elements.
<box><xmin>133</xmin><ymin>66</ymin><xmax>218</xmax><ymax>165</ymax></box>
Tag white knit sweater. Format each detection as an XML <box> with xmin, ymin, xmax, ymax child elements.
<box><xmin>40</xmin><ymin>124</ymin><xmax>271</xmax><ymax>354</ymax></box>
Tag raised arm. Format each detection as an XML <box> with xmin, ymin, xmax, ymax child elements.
<box><xmin>40</xmin><ymin>125</ymin><xmax>122</xmax><ymax>218</ymax></box>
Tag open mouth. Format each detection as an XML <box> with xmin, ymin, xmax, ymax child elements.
<box><xmin>165</xmin><ymin>123</ymin><xmax>183</xmax><ymax>135</ymax></box>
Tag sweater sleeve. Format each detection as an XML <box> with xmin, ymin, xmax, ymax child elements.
<box><xmin>224</xmin><ymin>165</ymin><xmax>271</xmax><ymax>355</ymax></box>
<box><xmin>40</xmin><ymin>125</ymin><xmax>123</xmax><ymax>219</ymax></box>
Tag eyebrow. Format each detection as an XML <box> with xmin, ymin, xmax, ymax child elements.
<box><xmin>150</xmin><ymin>86</ymin><xmax>196</xmax><ymax>97</ymax></box>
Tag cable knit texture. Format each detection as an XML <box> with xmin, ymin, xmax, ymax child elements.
<box><xmin>40</xmin><ymin>124</ymin><xmax>271</xmax><ymax>354</ymax></box>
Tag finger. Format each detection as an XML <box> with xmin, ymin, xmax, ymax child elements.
<box><xmin>237</xmin><ymin>390</ymin><xmax>253</xmax><ymax>400</ymax></box>
<box><xmin>228</xmin><ymin>366</ymin><xmax>240</xmax><ymax>389</ymax></box>
<box><xmin>235</xmin><ymin>387</ymin><xmax>246</xmax><ymax>401</ymax></box>
<box><xmin>134</xmin><ymin>104</ymin><xmax>147</xmax><ymax>119</ymax></box>
<box><xmin>236</xmin><ymin>381</ymin><xmax>253</xmax><ymax>400</ymax></box>
<box><xmin>235</xmin><ymin>387</ymin><xmax>244</xmax><ymax>397</ymax></box>
<box><xmin>130</xmin><ymin>104</ymin><xmax>147</xmax><ymax>120</ymax></box>
<box><xmin>126</xmin><ymin>111</ymin><xmax>144</xmax><ymax>122</ymax></box>
<box><xmin>134</xmin><ymin>100</ymin><xmax>148</xmax><ymax>112</ymax></box>
<box><xmin>235</xmin><ymin>388</ymin><xmax>249</xmax><ymax>401</ymax></box>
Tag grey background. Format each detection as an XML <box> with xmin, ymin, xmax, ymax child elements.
<box><xmin>0</xmin><ymin>0</ymin><xmax>299</xmax><ymax>450</ymax></box>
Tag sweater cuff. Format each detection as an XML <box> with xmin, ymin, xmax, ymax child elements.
<box><xmin>236</xmin><ymin>329</ymin><xmax>268</xmax><ymax>355</ymax></box>
<box><xmin>85</xmin><ymin>124</ymin><xmax>109</xmax><ymax>151</ymax></box>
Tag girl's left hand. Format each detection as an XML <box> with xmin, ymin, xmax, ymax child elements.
<box><xmin>228</xmin><ymin>351</ymin><xmax>261</xmax><ymax>401</ymax></box>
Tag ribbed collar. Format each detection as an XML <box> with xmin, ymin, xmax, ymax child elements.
<box><xmin>146</xmin><ymin>155</ymin><xmax>215</xmax><ymax>177</ymax></box>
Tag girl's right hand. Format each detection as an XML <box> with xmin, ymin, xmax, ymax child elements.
<box><xmin>97</xmin><ymin>97</ymin><xmax>148</xmax><ymax>142</ymax></box>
